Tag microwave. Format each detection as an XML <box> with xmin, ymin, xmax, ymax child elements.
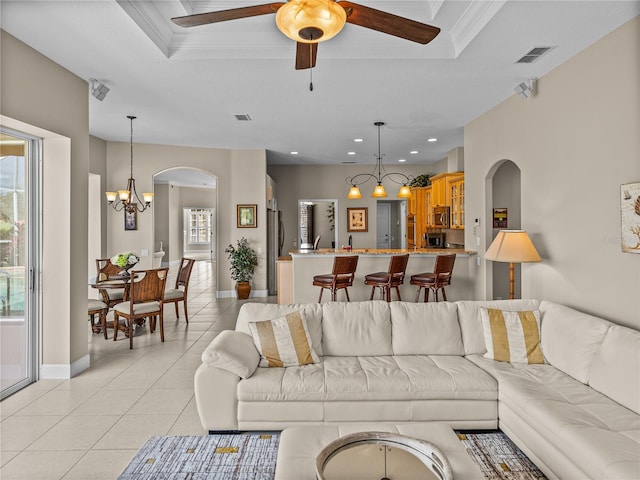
<box><xmin>425</xmin><ymin>232</ymin><xmax>445</xmax><ymax>248</ymax></box>
<box><xmin>433</xmin><ymin>206</ymin><xmax>450</xmax><ymax>228</ymax></box>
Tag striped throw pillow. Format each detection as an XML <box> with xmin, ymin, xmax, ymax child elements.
<box><xmin>248</xmin><ymin>310</ymin><xmax>320</xmax><ymax>368</ymax></box>
<box><xmin>480</xmin><ymin>308</ymin><xmax>544</xmax><ymax>364</ymax></box>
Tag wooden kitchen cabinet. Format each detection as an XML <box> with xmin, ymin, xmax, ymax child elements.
<box><xmin>407</xmin><ymin>186</ymin><xmax>430</xmax><ymax>247</ymax></box>
<box><xmin>449</xmin><ymin>176</ymin><xmax>465</xmax><ymax>229</ymax></box>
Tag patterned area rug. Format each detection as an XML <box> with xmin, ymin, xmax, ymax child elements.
<box><xmin>119</xmin><ymin>431</ymin><xmax>547</xmax><ymax>480</ymax></box>
<box><xmin>117</xmin><ymin>433</ymin><xmax>280</xmax><ymax>480</ymax></box>
<box><xmin>459</xmin><ymin>431</ymin><xmax>547</xmax><ymax>479</ymax></box>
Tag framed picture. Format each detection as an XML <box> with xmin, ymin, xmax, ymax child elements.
<box><xmin>493</xmin><ymin>208</ymin><xmax>508</xmax><ymax>228</ymax></box>
<box><xmin>124</xmin><ymin>206</ymin><xmax>137</xmax><ymax>231</ymax></box>
<box><xmin>237</xmin><ymin>204</ymin><xmax>257</xmax><ymax>228</ymax></box>
<box><xmin>621</xmin><ymin>183</ymin><xmax>640</xmax><ymax>254</ymax></box>
<box><xmin>347</xmin><ymin>207</ymin><xmax>368</xmax><ymax>232</ymax></box>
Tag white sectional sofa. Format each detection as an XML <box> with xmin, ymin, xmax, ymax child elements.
<box><xmin>194</xmin><ymin>299</ymin><xmax>640</xmax><ymax>480</ymax></box>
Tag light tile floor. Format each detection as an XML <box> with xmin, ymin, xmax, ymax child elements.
<box><xmin>0</xmin><ymin>260</ymin><xmax>275</xmax><ymax>479</ymax></box>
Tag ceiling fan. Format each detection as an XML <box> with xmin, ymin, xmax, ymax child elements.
<box><xmin>171</xmin><ymin>0</ymin><xmax>440</xmax><ymax>70</ymax></box>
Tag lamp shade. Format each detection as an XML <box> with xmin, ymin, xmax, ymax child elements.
<box><xmin>372</xmin><ymin>184</ymin><xmax>388</xmax><ymax>198</ymax></box>
<box><xmin>485</xmin><ymin>230</ymin><xmax>541</xmax><ymax>263</ymax></box>
<box><xmin>397</xmin><ymin>185</ymin><xmax>411</xmax><ymax>198</ymax></box>
<box><xmin>347</xmin><ymin>185</ymin><xmax>362</xmax><ymax>199</ymax></box>
<box><xmin>276</xmin><ymin>0</ymin><xmax>346</xmax><ymax>43</ymax></box>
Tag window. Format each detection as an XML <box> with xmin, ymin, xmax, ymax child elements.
<box><xmin>187</xmin><ymin>208</ymin><xmax>211</xmax><ymax>245</ymax></box>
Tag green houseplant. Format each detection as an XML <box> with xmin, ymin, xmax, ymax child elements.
<box><xmin>225</xmin><ymin>237</ymin><xmax>258</xmax><ymax>299</ymax></box>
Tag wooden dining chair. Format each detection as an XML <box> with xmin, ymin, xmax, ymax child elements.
<box><xmin>95</xmin><ymin>258</ymin><xmax>126</xmax><ymax>307</ymax></box>
<box><xmin>163</xmin><ymin>257</ymin><xmax>196</xmax><ymax>324</ymax></box>
<box><xmin>88</xmin><ymin>298</ymin><xmax>109</xmax><ymax>339</ymax></box>
<box><xmin>364</xmin><ymin>254</ymin><xmax>410</xmax><ymax>302</ymax></box>
<box><xmin>410</xmin><ymin>254</ymin><xmax>456</xmax><ymax>302</ymax></box>
<box><xmin>113</xmin><ymin>267</ymin><xmax>168</xmax><ymax>349</ymax></box>
<box><xmin>312</xmin><ymin>255</ymin><xmax>359</xmax><ymax>301</ymax></box>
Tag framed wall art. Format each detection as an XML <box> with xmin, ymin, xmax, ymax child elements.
<box><xmin>237</xmin><ymin>204</ymin><xmax>257</xmax><ymax>228</ymax></box>
<box><xmin>493</xmin><ymin>208</ymin><xmax>508</xmax><ymax>229</ymax></box>
<box><xmin>621</xmin><ymin>183</ymin><xmax>640</xmax><ymax>254</ymax></box>
<box><xmin>124</xmin><ymin>206</ymin><xmax>137</xmax><ymax>231</ymax></box>
<box><xmin>347</xmin><ymin>207</ymin><xmax>368</xmax><ymax>232</ymax></box>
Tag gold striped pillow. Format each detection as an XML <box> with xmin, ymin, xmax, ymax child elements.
<box><xmin>248</xmin><ymin>311</ymin><xmax>320</xmax><ymax>368</ymax></box>
<box><xmin>480</xmin><ymin>308</ymin><xmax>544</xmax><ymax>364</ymax></box>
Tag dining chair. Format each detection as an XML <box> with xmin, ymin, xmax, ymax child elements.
<box><xmin>312</xmin><ymin>255</ymin><xmax>359</xmax><ymax>302</ymax></box>
<box><xmin>113</xmin><ymin>267</ymin><xmax>168</xmax><ymax>349</ymax></box>
<box><xmin>364</xmin><ymin>254</ymin><xmax>410</xmax><ymax>302</ymax></box>
<box><xmin>410</xmin><ymin>254</ymin><xmax>456</xmax><ymax>302</ymax></box>
<box><xmin>163</xmin><ymin>257</ymin><xmax>196</xmax><ymax>324</ymax></box>
<box><xmin>88</xmin><ymin>298</ymin><xmax>109</xmax><ymax>339</ymax></box>
<box><xmin>95</xmin><ymin>258</ymin><xmax>126</xmax><ymax>307</ymax></box>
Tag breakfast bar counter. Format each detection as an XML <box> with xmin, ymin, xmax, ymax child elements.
<box><xmin>284</xmin><ymin>248</ymin><xmax>478</xmax><ymax>303</ymax></box>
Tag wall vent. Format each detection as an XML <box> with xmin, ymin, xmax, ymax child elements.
<box><xmin>234</xmin><ymin>114</ymin><xmax>252</xmax><ymax>121</ymax></box>
<box><xmin>341</xmin><ymin>161</ymin><xmax>357</xmax><ymax>164</ymax></box>
<box><xmin>515</xmin><ymin>46</ymin><xmax>554</xmax><ymax>64</ymax></box>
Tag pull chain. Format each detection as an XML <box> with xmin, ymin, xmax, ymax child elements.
<box><xmin>309</xmin><ymin>42</ymin><xmax>314</xmax><ymax>91</ymax></box>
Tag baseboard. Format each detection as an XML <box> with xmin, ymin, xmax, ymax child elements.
<box><xmin>40</xmin><ymin>354</ymin><xmax>90</xmax><ymax>379</ymax></box>
<box><xmin>216</xmin><ymin>289</ymin><xmax>269</xmax><ymax>298</ymax></box>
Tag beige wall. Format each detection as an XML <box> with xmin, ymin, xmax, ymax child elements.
<box><xmin>267</xmin><ymin>164</ymin><xmax>436</xmax><ymax>253</ymax></box>
<box><xmin>464</xmin><ymin>17</ymin><xmax>640</xmax><ymax>328</ymax></box>
<box><xmin>89</xmin><ymin>135</ymin><xmax>108</xmax><ymax>258</ymax></box>
<box><xmin>106</xmin><ymin>143</ymin><xmax>267</xmax><ymax>295</ymax></box>
<box><xmin>1</xmin><ymin>30</ymin><xmax>90</xmax><ymax>374</ymax></box>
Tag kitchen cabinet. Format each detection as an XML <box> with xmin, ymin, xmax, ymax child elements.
<box><xmin>407</xmin><ymin>186</ymin><xmax>429</xmax><ymax>247</ymax></box>
<box><xmin>449</xmin><ymin>176</ymin><xmax>465</xmax><ymax>229</ymax></box>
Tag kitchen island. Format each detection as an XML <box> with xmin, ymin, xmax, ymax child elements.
<box><xmin>281</xmin><ymin>248</ymin><xmax>478</xmax><ymax>304</ymax></box>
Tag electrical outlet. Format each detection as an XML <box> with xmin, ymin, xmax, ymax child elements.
<box><xmin>141</xmin><ymin>249</ymin><xmax>149</xmax><ymax>256</ymax></box>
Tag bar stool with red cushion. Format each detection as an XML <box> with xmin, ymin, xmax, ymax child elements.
<box><xmin>312</xmin><ymin>255</ymin><xmax>359</xmax><ymax>302</ymax></box>
<box><xmin>364</xmin><ymin>254</ymin><xmax>410</xmax><ymax>302</ymax></box>
<box><xmin>410</xmin><ymin>253</ymin><xmax>456</xmax><ymax>302</ymax></box>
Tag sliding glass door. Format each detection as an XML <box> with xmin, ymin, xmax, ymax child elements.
<box><xmin>0</xmin><ymin>129</ymin><xmax>40</xmax><ymax>399</ymax></box>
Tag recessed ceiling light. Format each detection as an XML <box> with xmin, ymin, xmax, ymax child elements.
<box><xmin>290</xmin><ymin>151</ymin><xmax>299</xmax><ymax>155</ymax></box>
<box><xmin>410</xmin><ymin>150</ymin><xmax>418</xmax><ymax>154</ymax></box>
<box><xmin>354</xmin><ymin>138</ymin><xmax>364</xmax><ymax>143</ymax></box>
<box><xmin>427</xmin><ymin>138</ymin><xmax>438</xmax><ymax>143</ymax></box>
<box><xmin>347</xmin><ymin>151</ymin><xmax>356</xmax><ymax>155</ymax></box>
<box><xmin>398</xmin><ymin>159</ymin><xmax>406</xmax><ymax>163</ymax></box>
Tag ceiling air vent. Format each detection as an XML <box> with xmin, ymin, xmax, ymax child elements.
<box><xmin>515</xmin><ymin>46</ymin><xmax>554</xmax><ymax>64</ymax></box>
<box><xmin>234</xmin><ymin>114</ymin><xmax>252</xmax><ymax>121</ymax></box>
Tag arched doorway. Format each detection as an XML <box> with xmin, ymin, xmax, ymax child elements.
<box><xmin>486</xmin><ymin>160</ymin><xmax>522</xmax><ymax>299</ymax></box>
<box><xmin>153</xmin><ymin>168</ymin><xmax>217</xmax><ymax>270</ymax></box>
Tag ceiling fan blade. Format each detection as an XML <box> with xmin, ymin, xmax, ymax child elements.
<box><xmin>172</xmin><ymin>3</ymin><xmax>284</xmax><ymax>27</ymax></box>
<box><xmin>295</xmin><ymin>42</ymin><xmax>318</xmax><ymax>70</ymax></box>
<box><xmin>339</xmin><ymin>1</ymin><xmax>440</xmax><ymax>44</ymax></box>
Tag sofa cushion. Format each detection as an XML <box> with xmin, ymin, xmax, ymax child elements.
<box><xmin>539</xmin><ymin>301</ymin><xmax>611</xmax><ymax>384</ymax></box>
<box><xmin>237</xmin><ymin>355</ymin><xmax>497</xmax><ymax>402</ymax></box>
<box><xmin>201</xmin><ymin>330</ymin><xmax>260</xmax><ymax>378</ymax></box>
<box><xmin>468</xmin><ymin>354</ymin><xmax>640</xmax><ymax>480</ymax></box>
<box><xmin>322</xmin><ymin>301</ymin><xmax>392</xmax><ymax>357</ymax></box>
<box><xmin>390</xmin><ymin>302</ymin><xmax>463</xmax><ymax>355</ymax></box>
<box><xmin>248</xmin><ymin>310</ymin><xmax>320</xmax><ymax>368</ymax></box>
<box><xmin>480</xmin><ymin>308</ymin><xmax>544</xmax><ymax>364</ymax></box>
<box><xmin>236</xmin><ymin>303</ymin><xmax>324</xmax><ymax>356</ymax></box>
<box><xmin>456</xmin><ymin>299</ymin><xmax>540</xmax><ymax>355</ymax></box>
<box><xmin>589</xmin><ymin>325</ymin><xmax>640</xmax><ymax>415</ymax></box>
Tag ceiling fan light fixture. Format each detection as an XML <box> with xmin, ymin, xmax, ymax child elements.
<box><xmin>276</xmin><ymin>0</ymin><xmax>346</xmax><ymax>43</ymax></box>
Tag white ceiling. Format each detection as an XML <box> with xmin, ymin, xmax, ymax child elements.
<box><xmin>2</xmin><ymin>1</ymin><xmax>639</xmax><ymax>170</ymax></box>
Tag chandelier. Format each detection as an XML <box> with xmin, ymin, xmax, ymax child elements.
<box><xmin>345</xmin><ymin>122</ymin><xmax>413</xmax><ymax>199</ymax></box>
<box><xmin>105</xmin><ymin>115</ymin><xmax>153</xmax><ymax>213</ymax></box>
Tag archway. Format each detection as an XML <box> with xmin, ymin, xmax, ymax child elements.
<box><xmin>485</xmin><ymin>160</ymin><xmax>522</xmax><ymax>299</ymax></box>
<box><xmin>153</xmin><ymin>168</ymin><xmax>217</xmax><ymax>271</ymax></box>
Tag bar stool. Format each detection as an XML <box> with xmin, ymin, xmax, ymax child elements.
<box><xmin>364</xmin><ymin>254</ymin><xmax>410</xmax><ymax>302</ymax></box>
<box><xmin>313</xmin><ymin>255</ymin><xmax>359</xmax><ymax>302</ymax></box>
<box><xmin>410</xmin><ymin>253</ymin><xmax>456</xmax><ymax>302</ymax></box>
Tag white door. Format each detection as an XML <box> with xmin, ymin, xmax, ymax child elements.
<box><xmin>376</xmin><ymin>203</ymin><xmax>391</xmax><ymax>248</ymax></box>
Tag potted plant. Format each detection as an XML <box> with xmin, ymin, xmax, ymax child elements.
<box><xmin>225</xmin><ymin>237</ymin><xmax>258</xmax><ymax>299</ymax></box>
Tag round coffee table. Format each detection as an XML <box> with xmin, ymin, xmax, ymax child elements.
<box><xmin>316</xmin><ymin>431</ymin><xmax>453</xmax><ymax>480</ymax></box>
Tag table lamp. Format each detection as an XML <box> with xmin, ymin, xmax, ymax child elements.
<box><xmin>485</xmin><ymin>230</ymin><xmax>541</xmax><ymax>299</ymax></box>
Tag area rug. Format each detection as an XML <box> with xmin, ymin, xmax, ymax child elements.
<box><xmin>117</xmin><ymin>433</ymin><xmax>280</xmax><ymax>480</ymax></box>
<box><xmin>458</xmin><ymin>431</ymin><xmax>547</xmax><ymax>479</ymax></box>
<box><xmin>119</xmin><ymin>431</ymin><xmax>547</xmax><ymax>480</ymax></box>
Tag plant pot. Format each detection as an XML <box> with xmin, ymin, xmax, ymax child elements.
<box><xmin>236</xmin><ymin>281</ymin><xmax>251</xmax><ymax>300</ymax></box>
